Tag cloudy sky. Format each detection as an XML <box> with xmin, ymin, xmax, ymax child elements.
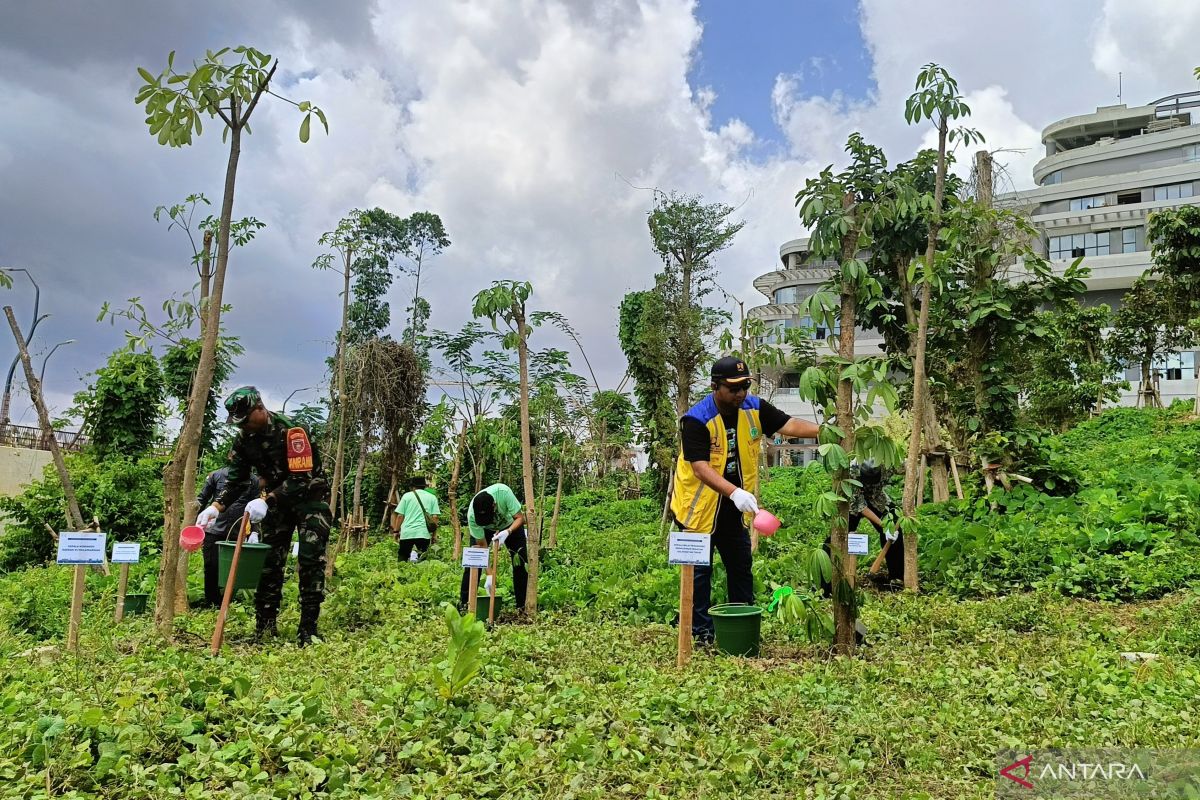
<box><xmin>2</xmin><ymin>0</ymin><xmax>1199</xmax><ymax>428</ymax></box>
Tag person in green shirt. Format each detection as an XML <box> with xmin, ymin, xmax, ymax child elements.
<box><xmin>393</xmin><ymin>475</ymin><xmax>440</xmax><ymax>563</ymax></box>
<box><xmin>460</xmin><ymin>482</ymin><xmax>528</xmax><ymax>612</ymax></box>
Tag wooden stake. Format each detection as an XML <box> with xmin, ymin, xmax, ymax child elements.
<box><xmin>949</xmin><ymin>456</ymin><xmax>964</xmax><ymax>500</ymax></box>
<box><xmin>210</xmin><ymin>513</ymin><xmax>250</xmax><ymax>655</ymax></box>
<box><xmin>488</xmin><ymin>538</ymin><xmax>499</xmax><ymax>625</ymax></box>
<box><xmin>677</xmin><ymin>564</ymin><xmax>694</xmax><ymax>667</ymax></box>
<box><xmin>66</xmin><ymin>564</ymin><xmax>85</xmax><ymax>652</ymax></box>
<box><xmin>467</xmin><ymin>566</ymin><xmax>480</xmax><ymax>616</ymax></box>
<box><xmin>114</xmin><ymin>563</ymin><xmax>130</xmax><ymax>623</ymax></box>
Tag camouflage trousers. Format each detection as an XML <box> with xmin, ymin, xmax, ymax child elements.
<box><xmin>256</xmin><ymin>499</ymin><xmax>331</xmax><ymax>625</ymax></box>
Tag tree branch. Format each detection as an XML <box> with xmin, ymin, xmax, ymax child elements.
<box><xmin>241</xmin><ymin>61</ymin><xmax>279</xmax><ymax>127</ymax></box>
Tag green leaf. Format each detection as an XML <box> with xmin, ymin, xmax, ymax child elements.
<box><xmin>300</xmin><ymin>114</ymin><xmax>311</xmax><ymax>143</ymax></box>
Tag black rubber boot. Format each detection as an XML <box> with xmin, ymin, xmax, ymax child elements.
<box><xmin>297</xmin><ymin>608</ymin><xmax>320</xmax><ymax>647</ymax></box>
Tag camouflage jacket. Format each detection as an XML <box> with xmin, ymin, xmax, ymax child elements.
<box><xmin>216</xmin><ymin>412</ymin><xmax>328</xmax><ymax>509</ymax></box>
<box><xmin>848</xmin><ymin>464</ymin><xmax>895</xmax><ymax>519</ymax></box>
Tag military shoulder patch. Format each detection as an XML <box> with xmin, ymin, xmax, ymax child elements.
<box><xmin>287</xmin><ymin>427</ymin><xmax>314</xmax><ymax>472</ymax></box>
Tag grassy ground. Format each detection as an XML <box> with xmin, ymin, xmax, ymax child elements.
<box><xmin>4</xmin><ymin>407</ymin><xmax>1200</xmax><ymax>798</ymax></box>
<box><xmin>3</xmin><ymin>565</ymin><xmax>1198</xmax><ymax>799</ymax></box>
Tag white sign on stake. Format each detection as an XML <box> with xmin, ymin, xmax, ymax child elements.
<box><xmin>291</xmin><ymin>540</ymin><xmax>299</xmax><ymax>558</ymax></box>
<box><xmin>461</xmin><ymin>547</ymin><xmax>490</xmax><ymax>569</ymax></box>
<box><xmin>668</xmin><ymin>532</ymin><xmax>711</xmax><ymax>566</ymax></box>
<box><xmin>111</xmin><ymin>542</ymin><xmax>141</xmax><ymax>564</ymax></box>
<box><xmin>57</xmin><ymin>532</ymin><xmax>107</xmax><ymax>565</ymax></box>
<box><xmin>848</xmin><ymin>533</ymin><xmax>869</xmax><ymax>556</ymax></box>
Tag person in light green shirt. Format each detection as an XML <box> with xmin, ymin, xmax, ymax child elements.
<box><xmin>460</xmin><ymin>483</ymin><xmax>528</xmax><ymax>612</ymax></box>
<box><xmin>394</xmin><ymin>475</ymin><xmax>440</xmax><ymax>563</ymax></box>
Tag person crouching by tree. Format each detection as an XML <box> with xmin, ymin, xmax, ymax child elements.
<box><xmin>395</xmin><ymin>474</ymin><xmax>439</xmax><ymax>563</ymax></box>
<box><xmin>195</xmin><ymin>453</ymin><xmax>258</xmax><ymax>608</ymax></box>
<box><xmin>459</xmin><ymin>483</ymin><xmax>528</xmax><ymax>613</ymax></box>
<box><xmin>820</xmin><ymin>459</ymin><xmax>905</xmax><ymax>594</ymax></box>
<box><xmin>671</xmin><ymin>357</ymin><xmax>820</xmax><ymax>645</ymax></box>
<box><xmin>196</xmin><ymin>386</ymin><xmax>332</xmax><ymax>647</ymax></box>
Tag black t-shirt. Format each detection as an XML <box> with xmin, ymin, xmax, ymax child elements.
<box><xmin>679</xmin><ymin>399</ymin><xmax>791</xmax><ymax>531</ymax></box>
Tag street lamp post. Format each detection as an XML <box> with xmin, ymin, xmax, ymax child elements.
<box><xmin>283</xmin><ymin>386</ymin><xmax>316</xmax><ymax>413</ymax></box>
<box><xmin>39</xmin><ymin>339</ymin><xmax>76</xmax><ymax>385</ymax></box>
<box><xmin>0</xmin><ymin>269</ymin><xmax>45</xmax><ymax>435</ymax></box>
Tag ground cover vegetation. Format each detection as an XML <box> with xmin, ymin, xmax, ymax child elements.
<box><xmin>3</xmin><ymin>407</ymin><xmax>1200</xmax><ymax>797</ymax></box>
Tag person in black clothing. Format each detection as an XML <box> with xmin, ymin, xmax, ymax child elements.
<box><xmin>671</xmin><ymin>357</ymin><xmax>821</xmax><ymax>644</ymax></box>
<box><xmin>820</xmin><ymin>460</ymin><xmax>905</xmax><ymax>595</ymax></box>
<box><xmin>195</xmin><ymin>457</ymin><xmax>259</xmax><ymax>608</ymax></box>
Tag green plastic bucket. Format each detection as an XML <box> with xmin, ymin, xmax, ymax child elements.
<box><xmin>476</xmin><ymin>593</ymin><xmax>504</xmax><ymax>623</ymax></box>
<box><xmin>217</xmin><ymin>541</ymin><xmax>273</xmax><ymax>592</ymax></box>
<box><xmin>123</xmin><ymin>593</ymin><xmax>148</xmax><ymax>615</ymax></box>
<box><xmin>709</xmin><ymin>603</ymin><xmax>763</xmax><ymax>657</ymax></box>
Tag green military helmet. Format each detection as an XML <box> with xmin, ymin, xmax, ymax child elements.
<box><xmin>224</xmin><ymin>386</ymin><xmax>262</xmax><ymax>425</ymax></box>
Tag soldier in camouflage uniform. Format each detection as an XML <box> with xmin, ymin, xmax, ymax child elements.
<box><xmin>196</xmin><ymin>386</ymin><xmax>332</xmax><ymax>646</ymax></box>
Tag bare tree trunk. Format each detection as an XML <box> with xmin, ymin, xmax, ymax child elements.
<box><xmin>324</xmin><ymin>264</ymin><xmax>352</xmax><ymax>578</ymax></box>
<box><xmin>449</xmin><ymin>421</ymin><xmax>467</xmax><ymax>559</ymax></box>
<box><xmin>901</xmin><ymin>118</ymin><xmax>949</xmax><ymax>593</ymax></box>
<box><xmin>159</xmin><ymin>120</ymin><xmax>244</xmax><ymax>636</ymax></box>
<box><xmin>676</xmin><ymin>259</ymin><xmax>693</xmax><ymax>418</ymax></box>
<box><xmin>4</xmin><ymin>309</ymin><xmax>85</xmax><ymax>530</ymax></box>
<box><xmin>831</xmin><ymin>207</ymin><xmax>859</xmax><ymax>656</ymax></box>
<box><xmin>516</xmin><ymin>308</ymin><xmax>540</xmax><ymax>615</ymax></box>
<box><xmin>351</xmin><ymin>428</ymin><xmax>369</xmax><ymax>548</ymax></box>
<box><xmin>380</xmin><ymin>474</ymin><xmax>397</xmax><ymax>529</ymax></box>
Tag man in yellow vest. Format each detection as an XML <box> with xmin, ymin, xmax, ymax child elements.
<box><xmin>670</xmin><ymin>356</ymin><xmax>820</xmax><ymax>644</ymax></box>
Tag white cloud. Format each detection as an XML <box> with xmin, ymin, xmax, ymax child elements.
<box><xmin>4</xmin><ymin>0</ymin><xmax>1200</xmax><ymax>429</ymax></box>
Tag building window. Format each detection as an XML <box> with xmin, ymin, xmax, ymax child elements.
<box><xmin>1042</xmin><ymin>170</ymin><xmax>1062</xmax><ymax>186</ymax></box>
<box><xmin>1069</xmin><ymin>195</ymin><xmax>1106</xmax><ymax>211</ymax></box>
<box><xmin>1122</xmin><ymin>227</ymin><xmax>1139</xmax><ymax>253</ymax></box>
<box><xmin>1185</xmin><ymin>145</ymin><xmax>1200</xmax><ymax>163</ymax></box>
<box><xmin>773</xmin><ymin>285</ymin><xmax>805</xmax><ymax>304</ymax></box>
<box><xmin>1048</xmin><ymin>231</ymin><xmax>1110</xmax><ymax>259</ymax></box>
<box><xmin>1156</xmin><ymin>351</ymin><xmax>1195</xmax><ymax>381</ymax></box>
<box><xmin>799</xmin><ymin>315</ymin><xmax>840</xmax><ymax>341</ymax></box>
<box><xmin>1154</xmin><ymin>182</ymin><xmax>1194</xmax><ymax>201</ymax></box>
<box><xmin>1117</xmin><ymin>191</ymin><xmax>1141</xmax><ymax>205</ymax></box>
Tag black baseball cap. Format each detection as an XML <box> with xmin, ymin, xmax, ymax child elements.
<box><xmin>711</xmin><ymin>356</ymin><xmax>752</xmax><ymax>384</ymax></box>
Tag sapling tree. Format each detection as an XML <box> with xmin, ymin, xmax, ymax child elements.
<box><xmin>472</xmin><ymin>280</ymin><xmax>543</xmax><ymax>615</ymax></box>
<box><xmin>795</xmin><ymin>134</ymin><xmax>902</xmax><ymax>655</ymax></box>
<box><xmin>135</xmin><ymin>45</ymin><xmax>327</xmax><ymax>634</ymax></box>
<box><xmin>314</xmin><ymin>209</ymin><xmax>374</xmax><ymax>523</ymax></box>
<box><xmin>899</xmin><ymin>63</ymin><xmax>983</xmax><ymax>591</ymax></box>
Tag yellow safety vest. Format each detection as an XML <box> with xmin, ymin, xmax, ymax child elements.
<box><xmin>669</xmin><ymin>394</ymin><xmax>763</xmax><ymax>533</ymax></box>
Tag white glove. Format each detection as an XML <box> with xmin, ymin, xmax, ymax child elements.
<box><xmin>495</xmin><ymin>529</ymin><xmax>511</xmax><ymax>547</ymax></box>
<box><xmin>730</xmin><ymin>488</ymin><xmax>759</xmax><ymax>515</ymax></box>
<box><xmin>884</xmin><ymin>525</ymin><xmax>899</xmax><ymax>542</ymax></box>
<box><xmin>247</xmin><ymin>531</ymin><xmax>260</xmax><ymax>544</ymax></box>
<box><xmin>408</xmin><ymin>550</ymin><xmax>420</xmax><ymax>563</ymax></box>
<box><xmin>196</xmin><ymin>505</ymin><xmax>219</xmax><ymax>530</ymax></box>
<box><xmin>246</xmin><ymin>498</ymin><xmax>269</xmax><ymax>523</ymax></box>
<box><xmin>484</xmin><ymin>574</ymin><xmax>495</xmax><ymax>595</ymax></box>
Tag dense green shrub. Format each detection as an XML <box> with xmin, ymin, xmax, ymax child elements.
<box><xmin>0</xmin><ymin>453</ymin><xmax>166</xmax><ymax>572</ymax></box>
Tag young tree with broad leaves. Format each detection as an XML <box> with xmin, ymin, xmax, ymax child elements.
<box><xmin>135</xmin><ymin>46</ymin><xmax>326</xmax><ymax>634</ymax></box>
<box><xmin>795</xmin><ymin>133</ymin><xmax>902</xmax><ymax>655</ymax></box>
<box><xmin>898</xmin><ymin>63</ymin><xmax>983</xmax><ymax>591</ymax></box>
